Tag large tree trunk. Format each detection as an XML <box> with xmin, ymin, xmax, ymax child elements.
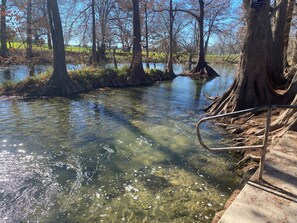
<box><xmin>208</xmin><ymin>0</ymin><xmax>278</xmax><ymax>114</ymax></box>
<box><xmin>165</xmin><ymin>0</ymin><xmax>176</xmax><ymax>78</ymax></box>
<box><xmin>26</xmin><ymin>0</ymin><xmax>33</xmax><ymax>59</ymax></box>
<box><xmin>39</xmin><ymin>0</ymin><xmax>83</xmax><ymax>96</ymax></box>
<box><xmin>0</xmin><ymin>0</ymin><xmax>8</xmax><ymax>57</ymax></box>
<box><xmin>129</xmin><ymin>0</ymin><xmax>152</xmax><ymax>86</ymax></box>
<box><xmin>189</xmin><ymin>0</ymin><xmax>218</xmax><ymax>79</ymax></box>
<box><xmin>266</xmin><ymin>21</ymin><xmax>287</xmax><ymax>84</ymax></box>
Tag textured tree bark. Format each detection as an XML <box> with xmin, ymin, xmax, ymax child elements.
<box><xmin>39</xmin><ymin>0</ymin><xmax>84</xmax><ymax>96</ymax></box>
<box><xmin>129</xmin><ymin>0</ymin><xmax>152</xmax><ymax>86</ymax></box>
<box><xmin>293</xmin><ymin>32</ymin><xmax>297</xmax><ymax>65</ymax></box>
<box><xmin>0</xmin><ymin>0</ymin><xmax>8</xmax><ymax>57</ymax></box>
<box><xmin>207</xmin><ymin>0</ymin><xmax>277</xmax><ymax>114</ymax></box>
<box><xmin>266</xmin><ymin>22</ymin><xmax>286</xmax><ymax>84</ymax></box>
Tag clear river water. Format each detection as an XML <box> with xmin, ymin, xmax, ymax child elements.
<box><xmin>0</xmin><ymin>64</ymin><xmax>240</xmax><ymax>223</ymax></box>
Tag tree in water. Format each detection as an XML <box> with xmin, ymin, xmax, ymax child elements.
<box><xmin>0</xmin><ymin>0</ymin><xmax>8</xmax><ymax>58</ymax></box>
<box><xmin>128</xmin><ymin>0</ymin><xmax>153</xmax><ymax>86</ymax></box>
<box><xmin>190</xmin><ymin>0</ymin><xmax>218</xmax><ymax>78</ymax></box>
<box><xmin>207</xmin><ymin>0</ymin><xmax>296</xmax><ymax>115</ymax></box>
<box><xmin>38</xmin><ymin>0</ymin><xmax>84</xmax><ymax>96</ymax></box>
<box><xmin>176</xmin><ymin>0</ymin><xmax>219</xmax><ymax>78</ymax></box>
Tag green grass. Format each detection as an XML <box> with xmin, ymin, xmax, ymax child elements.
<box><xmin>7</xmin><ymin>41</ymin><xmax>90</xmax><ymax>52</ymax></box>
<box><xmin>8</xmin><ymin>41</ymin><xmax>47</xmax><ymax>50</ymax></box>
<box><xmin>65</xmin><ymin>45</ymin><xmax>90</xmax><ymax>53</ymax></box>
<box><xmin>206</xmin><ymin>54</ymin><xmax>239</xmax><ymax>63</ymax></box>
<box><xmin>6</xmin><ymin>42</ymin><xmax>239</xmax><ymax>64</ymax></box>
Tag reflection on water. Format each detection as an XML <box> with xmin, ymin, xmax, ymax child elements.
<box><xmin>0</xmin><ymin>64</ymin><xmax>82</xmax><ymax>83</ymax></box>
<box><xmin>0</xmin><ymin>64</ymin><xmax>239</xmax><ymax>222</ymax></box>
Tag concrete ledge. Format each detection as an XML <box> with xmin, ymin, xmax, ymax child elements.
<box><xmin>218</xmin><ymin>131</ymin><xmax>297</xmax><ymax>223</ymax></box>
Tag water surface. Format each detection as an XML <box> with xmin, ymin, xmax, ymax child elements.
<box><xmin>0</xmin><ymin>64</ymin><xmax>82</xmax><ymax>83</ymax></box>
<box><xmin>0</xmin><ymin>64</ymin><xmax>240</xmax><ymax>223</ymax></box>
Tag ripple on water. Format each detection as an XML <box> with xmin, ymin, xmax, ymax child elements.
<box><xmin>0</xmin><ymin>149</ymin><xmax>61</xmax><ymax>222</ymax></box>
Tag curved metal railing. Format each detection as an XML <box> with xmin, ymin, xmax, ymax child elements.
<box><xmin>196</xmin><ymin>104</ymin><xmax>297</xmax><ymax>180</ymax></box>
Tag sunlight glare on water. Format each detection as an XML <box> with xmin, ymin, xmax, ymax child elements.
<box><xmin>0</xmin><ymin>64</ymin><xmax>240</xmax><ymax>223</ymax></box>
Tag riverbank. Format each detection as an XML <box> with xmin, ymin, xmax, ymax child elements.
<box><xmin>0</xmin><ymin>66</ymin><xmax>175</xmax><ymax>97</ymax></box>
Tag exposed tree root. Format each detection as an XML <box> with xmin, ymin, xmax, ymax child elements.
<box><xmin>180</xmin><ymin>61</ymin><xmax>219</xmax><ymax>80</ymax></box>
<box><xmin>188</xmin><ymin>62</ymin><xmax>219</xmax><ymax>79</ymax></box>
<box><xmin>38</xmin><ymin>73</ymin><xmax>85</xmax><ymax>96</ymax></box>
<box><xmin>236</xmin><ymin>153</ymin><xmax>261</xmax><ymax>167</ymax></box>
<box><xmin>128</xmin><ymin>66</ymin><xmax>153</xmax><ymax>86</ymax></box>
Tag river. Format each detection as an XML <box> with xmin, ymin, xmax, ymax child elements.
<box><xmin>0</xmin><ymin>63</ymin><xmax>240</xmax><ymax>222</ymax></box>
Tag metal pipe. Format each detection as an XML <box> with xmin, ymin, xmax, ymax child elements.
<box><xmin>258</xmin><ymin>106</ymin><xmax>272</xmax><ymax>181</ymax></box>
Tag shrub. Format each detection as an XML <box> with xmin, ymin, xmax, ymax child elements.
<box><xmin>117</xmin><ymin>65</ymin><xmax>131</xmax><ymax>77</ymax></box>
<box><xmin>1</xmin><ymin>80</ymin><xmax>15</xmax><ymax>92</ymax></box>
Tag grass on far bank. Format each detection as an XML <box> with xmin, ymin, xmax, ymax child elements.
<box><xmin>206</xmin><ymin>54</ymin><xmax>239</xmax><ymax>64</ymax></box>
<box><xmin>6</xmin><ymin>41</ymin><xmax>239</xmax><ymax>64</ymax></box>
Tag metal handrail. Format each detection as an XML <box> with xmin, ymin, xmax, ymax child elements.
<box><xmin>196</xmin><ymin>104</ymin><xmax>297</xmax><ymax>181</ymax></box>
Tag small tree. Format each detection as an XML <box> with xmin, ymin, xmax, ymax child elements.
<box><xmin>39</xmin><ymin>0</ymin><xmax>83</xmax><ymax>96</ymax></box>
<box><xmin>175</xmin><ymin>0</ymin><xmax>220</xmax><ymax>78</ymax></box>
<box><xmin>190</xmin><ymin>0</ymin><xmax>218</xmax><ymax>78</ymax></box>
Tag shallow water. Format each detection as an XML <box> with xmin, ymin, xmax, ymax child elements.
<box><xmin>0</xmin><ymin>64</ymin><xmax>240</xmax><ymax>223</ymax></box>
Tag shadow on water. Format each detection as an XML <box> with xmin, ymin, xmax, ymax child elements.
<box><xmin>91</xmin><ymin>100</ymin><xmax>238</xmax><ymax>193</ymax></box>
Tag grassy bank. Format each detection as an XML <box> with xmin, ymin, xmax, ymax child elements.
<box><xmin>4</xmin><ymin>42</ymin><xmax>239</xmax><ymax>65</ymax></box>
<box><xmin>0</xmin><ymin>66</ymin><xmax>173</xmax><ymax>97</ymax></box>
